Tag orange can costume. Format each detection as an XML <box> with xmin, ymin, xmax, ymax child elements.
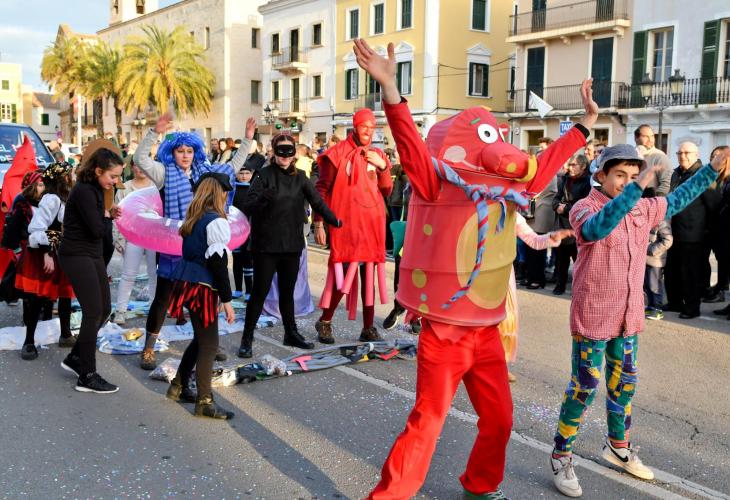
<box><xmin>367</xmin><ymin>99</ymin><xmax>587</xmax><ymax>498</ymax></box>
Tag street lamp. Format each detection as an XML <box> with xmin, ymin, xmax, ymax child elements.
<box><xmin>639</xmin><ymin>70</ymin><xmax>685</xmax><ymax>152</ymax></box>
<box><xmin>132</xmin><ymin>116</ymin><xmax>147</xmax><ymax>141</ymax></box>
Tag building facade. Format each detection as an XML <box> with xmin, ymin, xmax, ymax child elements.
<box><xmin>333</xmin><ymin>0</ymin><xmax>514</xmax><ymax>146</ymax></box>
<box><xmin>625</xmin><ymin>0</ymin><xmax>730</xmax><ymax>160</ymax></box>
<box><xmin>97</xmin><ymin>0</ymin><xmax>265</xmax><ymax>145</ymax></box>
<box><xmin>22</xmin><ymin>90</ymin><xmax>61</xmax><ymax>142</ymax></box>
<box><xmin>0</xmin><ymin>63</ymin><xmax>24</xmax><ymax>125</ymax></box>
<box><xmin>506</xmin><ymin>0</ymin><xmax>634</xmax><ymax>152</ymax></box>
<box><xmin>258</xmin><ymin>0</ymin><xmax>337</xmax><ymax>146</ymax></box>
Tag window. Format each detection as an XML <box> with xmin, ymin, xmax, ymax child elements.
<box><xmin>508</xmin><ymin>59</ymin><xmax>516</xmax><ymax>100</ymax></box>
<box><xmin>469</xmin><ymin>63</ymin><xmax>489</xmax><ymax>97</ymax></box>
<box><xmin>136</xmin><ymin>0</ymin><xmax>145</xmax><ymax>15</ymax></box>
<box><xmin>471</xmin><ymin>0</ymin><xmax>488</xmax><ymax>31</ymax></box>
<box><xmin>348</xmin><ymin>9</ymin><xmax>360</xmax><ymax>39</ymax></box>
<box><xmin>0</xmin><ymin>103</ymin><xmax>17</xmax><ymax>123</ymax></box>
<box><xmin>345</xmin><ymin>68</ymin><xmax>359</xmax><ymax>100</ymax></box>
<box><xmin>652</xmin><ymin>28</ymin><xmax>674</xmax><ymax>81</ymax></box>
<box><xmin>252</xmin><ymin>28</ymin><xmax>259</xmax><ymax>48</ymax></box>
<box><xmin>251</xmin><ymin>80</ymin><xmax>260</xmax><ymax>104</ymax></box>
<box><xmin>397</xmin><ymin>61</ymin><xmax>412</xmax><ymax>95</ymax></box>
<box><xmin>724</xmin><ymin>21</ymin><xmax>730</xmax><ymax>78</ymax></box>
<box><xmin>272</xmin><ymin>80</ymin><xmax>280</xmax><ymax>101</ymax></box>
<box><xmin>312</xmin><ymin>75</ymin><xmax>322</xmax><ymax>97</ymax></box>
<box><xmin>312</xmin><ymin>23</ymin><xmax>322</xmax><ymax>46</ymax></box>
<box><xmin>41</xmin><ymin>113</ymin><xmax>50</xmax><ymax>126</ymax></box>
<box><xmin>204</xmin><ymin>27</ymin><xmax>210</xmax><ymax>49</ymax></box>
<box><xmin>1</xmin><ymin>80</ymin><xmax>8</xmax><ymax>91</ymax></box>
<box><xmin>271</xmin><ymin>33</ymin><xmax>280</xmax><ymax>54</ymax></box>
<box><xmin>372</xmin><ymin>3</ymin><xmax>385</xmax><ymax>35</ymax></box>
<box><xmin>399</xmin><ymin>0</ymin><xmax>413</xmax><ymax>29</ymax></box>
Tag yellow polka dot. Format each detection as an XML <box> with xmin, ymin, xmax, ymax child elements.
<box><xmin>505</xmin><ymin>162</ymin><xmax>517</xmax><ymax>173</ymax></box>
<box><xmin>418</xmin><ymin>303</ymin><xmax>430</xmax><ymax>314</ymax></box>
<box><xmin>412</xmin><ymin>269</ymin><xmax>427</xmax><ymax>289</ymax></box>
<box><xmin>423</xmin><ymin>224</ymin><xmax>433</xmax><ymax>236</ymax></box>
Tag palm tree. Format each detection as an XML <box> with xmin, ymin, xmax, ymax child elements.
<box><xmin>40</xmin><ymin>35</ymin><xmax>87</xmax><ymax>96</ymax></box>
<box><xmin>79</xmin><ymin>41</ymin><xmax>123</xmax><ymax>138</ymax></box>
<box><xmin>115</xmin><ymin>25</ymin><xmax>215</xmax><ymax>116</ymax></box>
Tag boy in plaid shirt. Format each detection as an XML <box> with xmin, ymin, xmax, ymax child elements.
<box><xmin>549</xmin><ymin>144</ymin><xmax>729</xmax><ymax>497</ymax></box>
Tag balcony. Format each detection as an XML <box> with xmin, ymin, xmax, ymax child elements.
<box><xmin>271</xmin><ymin>47</ymin><xmax>307</xmax><ymax>73</ymax></box>
<box><xmin>507</xmin><ymin>81</ymin><xmax>630</xmax><ymax>113</ymax></box>
<box><xmin>507</xmin><ymin>0</ymin><xmax>630</xmax><ymax>43</ymax></box>
<box><xmin>626</xmin><ymin>76</ymin><xmax>730</xmax><ymax>109</ymax></box>
<box><xmin>353</xmin><ymin>93</ymin><xmax>383</xmax><ymax>112</ymax></box>
<box><xmin>272</xmin><ymin>97</ymin><xmax>307</xmax><ymax>119</ymax></box>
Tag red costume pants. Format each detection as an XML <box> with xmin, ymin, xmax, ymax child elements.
<box><xmin>368</xmin><ymin>322</ymin><xmax>513</xmax><ymax>499</ymax></box>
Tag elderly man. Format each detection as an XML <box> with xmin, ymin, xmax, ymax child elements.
<box><xmin>664</xmin><ymin>141</ymin><xmax>721</xmax><ymax>319</ymax></box>
<box><xmin>634</xmin><ymin>124</ymin><xmax>671</xmax><ymax>196</ymax></box>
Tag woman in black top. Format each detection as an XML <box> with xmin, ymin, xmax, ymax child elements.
<box><xmin>238</xmin><ymin>134</ymin><xmax>340</xmax><ymax>358</ymax></box>
<box><xmin>59</xmin><ymin>146</ymin><xmax>124</xmax><ymax>394</ymax></box>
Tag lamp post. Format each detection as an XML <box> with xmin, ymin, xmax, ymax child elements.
<box><xmin>639</xmin><ymin>69</ymin><xmax>685</xmax><ymax>152</ymax></box>
<box><xmin>262</xmin><ymin>103</ymin><xmax>279</xmax><ymax>134</ymax></box>
<box><xmin>132</xmin><ymin>115</ymin><xmax>147</xmax><ymax>142</ymax></box>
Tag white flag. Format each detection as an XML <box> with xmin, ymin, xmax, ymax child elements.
<box><xmin>529</xmin><ymin>91</ymin><xmax>553</xmax><ymax>118</ymax></box>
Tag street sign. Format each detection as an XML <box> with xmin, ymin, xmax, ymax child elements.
<box><xmin>559</xmin><ymin>120</ymin><xmax>573</xmax><ymax>137</ymax></box>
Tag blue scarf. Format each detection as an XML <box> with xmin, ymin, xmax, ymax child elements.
<box><xmin>163</xmin><ymin>161</ymin><xmax>235</xmax><ymax>220</ymax></box>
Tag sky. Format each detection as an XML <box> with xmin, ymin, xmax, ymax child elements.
<box><xmin>0</xmin><ymin>0</ymin><xmax>178</xmax><ymax>92</ymax></box>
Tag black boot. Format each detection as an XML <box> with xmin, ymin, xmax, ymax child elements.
<box><xmin>194</xmin><ymin>395</ymin><xmax>234</xmax><ymax>420</ymax></box>
<box><xmin>714</xmin><ymin>304</ymin><xmax>730</xmax><ymax>315</ymax></box>
<box><xmin>283</xmin><ymin>327</ymin><xmax>314</xmax><ymax>350</ymax></box>
<box><xmin>238</xmin><ymin>331</ymin><xmax>253</xmax><ymax>358</ymax></box>
<box><xmin>166</xmin><ymin>376</ymin><xmax>196</xmax><ymax>403</ymax></box>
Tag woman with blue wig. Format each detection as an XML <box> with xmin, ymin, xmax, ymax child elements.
<box><xmin>133</xmin><ymin>112</ymin><xmax>257</xmax><ymax>370</ymax></box>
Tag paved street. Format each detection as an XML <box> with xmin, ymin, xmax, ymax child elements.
<box><xmin>1</xmin><ymin>248</ymin><xmax>729</xmax><ymax>499</ymax></box>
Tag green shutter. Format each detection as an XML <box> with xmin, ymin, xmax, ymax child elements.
<box><xmin>468</xmin><ymin>63</ymin><xmax>474</xmax><ymax>95</ymax></box>
<box><xmin>630</xmin><ymin>30</ymin><xmax>647</xmax><ymax>107</ymax></box>
<box><xmin>483</xmin><ymin>64</ymin><xmax>490</xmax><ymax>97</ymax></box>
<box><xmin>346</xmin><ymin>70</ymin><xmax>351</xmax><ymax>100</ymax></box>
<box><xmin>699</xmin><ymin>20</ymin><xmax>721</xmax><ymax>104</ymax></box>
<box><xmin>11</xmin><ymin>104</ymin><xmax>17</xmax><ymax>123</ymax></box>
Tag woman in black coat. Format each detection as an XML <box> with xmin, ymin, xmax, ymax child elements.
<box><xmin>238</xmin><ymin>134</ymin><xmax>340</xmax><ymax>358</ymax></box>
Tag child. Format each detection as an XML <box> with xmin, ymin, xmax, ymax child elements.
<box><xmin>166</xmin><ymin>173</ymin><xmax>236</xmax><ymax>420</ymax></box>
<box><xmin>644</xmin><ymin>220</ymin><xmax>672</xmax><ymax>320</ymax></box>
<box><xmin>58</xmin><ymin>147</ymin><xmax>124</xmax><ymax>393</ymax></box>
<box><xmin>549</xmin><ymin>144</ymin><xmax>728</xmax><ymax>497</ymax></box>
<box><xmin>231</xmin><ymin>166</ymin><xmax>253</xmax><ymax>301</ymax></box>
<box><xmin>15</xmin><ymin>164</ymin><xmax>75</xmax><ymax>360</ymax></box>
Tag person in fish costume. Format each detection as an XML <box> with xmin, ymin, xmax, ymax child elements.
<box><xmin>353</xmin><ymin>39</ymin><xmax>598</xmax><ymax>499</ymax></box>
<box><xmin>313</xmin><ymin>107</ymin><xmax>393</xmax><ymax>344</ymax></box>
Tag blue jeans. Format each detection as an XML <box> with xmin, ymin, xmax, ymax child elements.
<box><xmin>644</xmin><ymin>265</ymin><xmax>664</xmax><ymax>310</ymax></box>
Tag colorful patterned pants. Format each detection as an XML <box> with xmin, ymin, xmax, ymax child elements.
<box><xmin>553</xmin><ymin>334</ymin><xmax>638</xmax><ymax>454</ymax></box>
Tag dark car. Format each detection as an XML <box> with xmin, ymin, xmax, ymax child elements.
<box><xmin>0</xmin><ymin>123</ymin><xmax>55</xmax><ymax>187</ymax></box>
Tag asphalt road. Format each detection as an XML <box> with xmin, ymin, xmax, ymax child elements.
<box><xmin>0</xmin><ymin>249</ymin><xmax>728</xmax><ymax>499</ymax></box>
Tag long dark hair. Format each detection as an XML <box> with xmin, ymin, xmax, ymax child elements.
<box><xmin>76</xmin><ymin>148</ymin><xmax>124</xmax><ymax>184</ymax></box>
<box><xmin>42</xmin><ymin>173</ymin><xmax>72</xmax><ymax>203</ymax></box>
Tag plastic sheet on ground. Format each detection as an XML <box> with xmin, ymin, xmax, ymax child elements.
<box><xmin>97</xmin><ymin>323</ymin><xmax>169</xmax><ymax>355</ymax></box>
<box><xmin>0</xmin><ymin>318</ymin><xmax>63</xmax><ymax>350</ymax></box>
<box><xmin>149</xmin><ymin>357</ymin><xmax>239</xmax><ymax>387</ymax></box>
<box><xmin>158</xmin><ymin>312</ymin><xmax>276</xmax><ymax>343</ymax></box>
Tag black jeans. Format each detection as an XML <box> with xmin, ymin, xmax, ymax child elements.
<box><xmin>525</xmin><ymin>244</ymin><xmax>547</xmax><ymax>286</ymax></box>
<box><xmin>60</xmin><ymin>255</ymin><xmax>110</xmax><ymax>376</ymax></box>
<box><xmin>232</xmin><ymin>248</ymin><xmax>253</xmax><ymax>294</ymax></box>
<box><xmin>23</xmin><ymin>296</ymin><xmax>71</xmax><ymax>345</ymax></box>
<box><xmin>554</xmin><ymin>241</ymin><xmax>577</xmax><ymax>288</ymax></box>
<box><xmin>175</xmin><ymin>307</ymin><xmax>219</xmax><ymax>398</ymax></box>
<box><xmin>665</xmin><ymin>241</ymin><xmax>704</xmax><ymax>315</ymax></box>
<box><xmin>146</xmin><ymin>277</ymin><xmax>174</xmax><ymax>334</ymax></box>
<box><xmin>243</xmin><ymin>252</ymin><xmax>301</xmax><ymax>339</ymax></box>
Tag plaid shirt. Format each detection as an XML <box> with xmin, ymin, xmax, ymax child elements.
<box><xmin>569</xmin><ymin>188</ymin><xmax>667</xmax><ymax>340</ymax></box>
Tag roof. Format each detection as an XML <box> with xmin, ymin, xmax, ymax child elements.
<box><xmin>32</xmin><ymin>93</ymin><xmax>60</xmax><ymax>110</ymax></box>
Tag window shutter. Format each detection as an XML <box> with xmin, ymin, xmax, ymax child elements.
<box><xmin>468</xmin><ymin>63</ymin><xmax>474</xmax><ymax>95</ymax></box>
<box><xmin>11</xmin><ymin>104</ymin><xmax>17</xmax><ymax>123</ymax></box>
<box><xmin>630</xmin><ymin>30</ymin><xmax>647</xmax><ymax>107</ymax></box>
<box><xmin>346</xmin><ymin>70</ymin><xmax>351</xmax><ymax>100</ymax></box>
<box><xmin>482</xmin><ymin>64</ymin><xmax>490</xmax><ymax>97</ymax></box>
<box><xmin>699</xmin><ymin>20</ymin><xmax>721</xmax><ymax>104</ymax></box>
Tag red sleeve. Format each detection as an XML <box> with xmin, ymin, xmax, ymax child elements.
<box><xmin>383</xmin><ymin>99</ymin><xmax>440</xmax><ymax>202</ymax></box>
<box><xmin>528</xmin><ymin>126</ymin><xmax>587</xmax><ymax>194</ymax></box>
<box><xmin>314</xmin><ymin>154</ymin><xmax>337</xmax><ymax>222</ymax></box>
<box><xmin>377</xmin><ymin>151</ymin><xmax>393</xmax><ymax>199</ymax></box>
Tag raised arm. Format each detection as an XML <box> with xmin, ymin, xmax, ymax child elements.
<box><xmin>228</xmin><ymin>118</ymin><xmax>256</xmax><ymax>172</ymax></box>
<box><xmin>133</xmin><ymin>112</ymin><xmax>174</xmax><ymax>190</ymax></box>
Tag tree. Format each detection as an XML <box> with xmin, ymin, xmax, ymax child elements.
<box><xmin>79</xmin><ymin>41</ymin><xmax>123</xmax><ymax>139</ymax></box>
<box><xmin>115</xmin><ymin>25</ymin><xmax>215</xmax><ymax>116</ymax></box>
<box><xmin>40</xmin><ymin>35</ymin><xmax>87</xmax><ymax>97</ymax></box>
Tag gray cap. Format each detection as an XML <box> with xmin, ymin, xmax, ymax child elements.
<box><xmin>597</xmin><ymin>144</ymin><xmax>645</xmax><ymax>170</ymax></box>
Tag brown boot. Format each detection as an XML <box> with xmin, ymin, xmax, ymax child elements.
<box><xmin>140</xmin><ymin>348</ymin><xmax>156</xmax><ymax>370</ymax></box>
<box><xmin>315</xmin><ymin>320</ymin><xmax>334</xmax><ymax>344</ymax></box>
<box><xmin>359</xmin><ymin>326</ymin><xmax>382</xmax><ymax>342</ymax></box>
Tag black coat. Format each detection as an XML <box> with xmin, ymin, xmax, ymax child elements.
<box><xmin>244</xmin><ymin>164</ymin><xmax>338</xmax><ymax>253</ymax></box>
<box><xmin>669</xmin><ymin>161</ymin><xmax>721</xmax><ymax>243</ymax></box>
<box><xmin>553</xmin><ymin>172</ymin><xmax>592</xmax><ymax>232</ymax></box>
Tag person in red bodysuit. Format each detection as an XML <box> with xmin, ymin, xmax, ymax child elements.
<box><xmin>353</xmin><ymin>39</ymin><xmax>598</xmax><ymax>499</ymax></box>
<box><xmin>314</xmin><ymin>108</ymin><xmax>393</xmax><ymax>343</ymax></box>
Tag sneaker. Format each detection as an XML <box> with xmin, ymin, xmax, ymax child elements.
<box><xmin>645</xmin><ymin>309</ymin><xmax>664</xmax><ymax>321</ymax></box>
<box><xmin>232</xmin><ymin>290</ymin><xmax>243</xmax><ymax>299</ymax></box>
<box><xmin>20</xmin><ymin>344</ymin><xmax>38</xmax><ymax>360</ymax></box>
<box><xmin>410</xmin><ymin>317</ymin><xmax>422</xmax><ymax>334</ymax></box>
<box><xmin>550</xmin><ymin>454</ymin><xmax>582</xmax><ymax>497</ymax></box>
<box><xmin>113</xmin><ymin>311</ymin><xmax>126</xmax><ymax>326</ymax></box>
<box><xmin>61</xmin><ymin>354</ymin><xmax>81</xmax><ymax>376</ymax></box>
<box><xmin>75</xmin><ymin>372</ymin><xmax>119</xmax><ymax>394</ymax></box>
<box><xmin>382</xmin><ymin>307</ymin><xmax>405</xmax><ymax>330</ymax></box>
<box><xmin>601</xmin><ymin>439</ymin><xmax>654</xmax><ymax>480</ymax></box>
<box><xmin>7</xmin><ymin>300</ymin><xmax>19</xmax><ymax>307</ymax></box>
<box><xmin>463</xmin><ymin>489</ymin><xmax>509</xmax><ymax>499</ymax></box>
<box><xmin>58</xmin><ymin>335</ymin><xmax>77</xmax><ymax>348</ymax></box>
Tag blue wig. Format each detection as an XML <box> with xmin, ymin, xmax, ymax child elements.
<box><xmin>156</xmin><ymin>132</ymin><xmax>208</xmax><ymax>169</ymax></box>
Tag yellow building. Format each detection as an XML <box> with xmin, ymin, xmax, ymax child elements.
<box><xmin>0</xmin><ymin>63</ymin><xmax>24</xmax><ymax>124</ymax></box>
<box><xmin>334</xmin><ymin>0</ymin><xmax>513</xmax><ymax>144</ymax></box>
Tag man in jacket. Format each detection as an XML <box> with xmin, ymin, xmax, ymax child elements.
<box><xmin>634</xmin><ymin>124</ymin><xmax>671</xmax><ymax>196</ymax></box>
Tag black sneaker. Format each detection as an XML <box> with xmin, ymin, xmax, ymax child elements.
<box><xmin>382</xmin><ymin>307</ymin><xmax>405</xmax><ymax>330</ymax></box>
<box><xmin>75</xmin><ymin>373</ymin><xmax>119</xmax><ymax>394</ymax></box>
<box><xmin>61</xmin><ymin>354</ymin><xmax>81</xmax><ymax>376</ymax></box>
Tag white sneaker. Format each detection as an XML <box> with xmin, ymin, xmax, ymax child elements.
<box><xmin>602</xmin><ymin>439</ymin><xmax>655</xmax><ymax>480</ymax></box>
<box><xmin>113</xmin><ymin>311</ymin><xmax>126</xmax><ymax>326</ymax></box>
<box><xmin>550</xmin><ymin>454</ymin><xmax>583</xmax><ymax>497</ymax></box>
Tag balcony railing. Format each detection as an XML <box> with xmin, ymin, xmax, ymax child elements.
<box><xmin>509</xmin><ymin>0</ymin><xmax>629</xmax><ymax>36</ymax></box>
<box><xmin>354</xmin><ymin>92</ymin><xmax>383</xmax><ymax>112</ymax></box>
<box><xmin>272</xmin><ymin>47</ymin><xmax>307</xmax><ymax>71</ymax></box>
<box><xmin>275</xmin><ymin>97</ymin><xmax>307</xmax><ymax>115</ymax></box>
<box><xmin>508</xmin><ymin>81</ymin><xmax>629</xmax><ymax>113</ymax></box>
<box><xmin>626</xmin><ymin>76</ymin><xmax>730</xmax><ymax>108</ymax></box>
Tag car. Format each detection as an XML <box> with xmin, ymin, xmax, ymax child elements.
<box><xmin>0</xmin><ymin>123</ymin><xmax>54</xmax><ymax>187</ymax></box>
<box><xmin>59</xmin><ymin>143</ymin><xmax>81</xmax><ymax>160</ymax></box>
